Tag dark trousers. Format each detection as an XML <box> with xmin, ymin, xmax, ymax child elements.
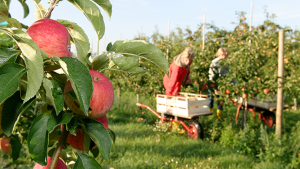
<box><xmin>208</xmin><ymin>89</ymin><xmax>223</xmax><ymax>110</ymax></box>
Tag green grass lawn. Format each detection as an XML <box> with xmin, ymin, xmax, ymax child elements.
<box><xmin>1</xmin><ymin>91</ymin><xmax>298</xmax><ymax>169</ymax></box>
<box><xmin>98</xmin><ymin>92</ymin><xmax>288</xmax><ymax>169</ymax></box>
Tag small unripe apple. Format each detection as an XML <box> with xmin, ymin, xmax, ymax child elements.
<box><xmin>0</xmin><ymin>135</ymin><xmax>12</xmax><ymax>154</ymax></box>
<box><xmin>27</xmin><ymin>19</ymin><xmax>71</xmax><ymax>58</ymax></box>
<box><xmin>64</xmin><ymin>70</ymin><xmax>114</xmax><ymax>119</ymax></box>
<box><xmin>33</xmin><ymin>156</ymin><xmax>67</xmax><ymax>169</ymax></box>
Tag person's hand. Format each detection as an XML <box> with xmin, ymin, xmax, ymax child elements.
<box><xmin>214</xmin><ymin>89</ymin><xmax>221</xmax><ymax>94</ymax></box>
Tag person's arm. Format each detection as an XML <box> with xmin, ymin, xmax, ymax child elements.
<box><xmin>208</xmin><ymin>61</ymin><xmax>216</xmax><ymax>81</ymax></box>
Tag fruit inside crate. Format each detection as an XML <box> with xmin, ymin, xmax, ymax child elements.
<box><xmin>156</xmin><ymin>93</ymin><xmax>209</xmax><ymax>117</ymax></box>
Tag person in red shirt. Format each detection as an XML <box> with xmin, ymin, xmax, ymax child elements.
<box><xmin>163</xmin><ymin>47</ymin><xmax>195</xmax><ymax>96</ymax></box>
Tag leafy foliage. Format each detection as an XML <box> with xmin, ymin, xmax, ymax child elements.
<box><xmin>0</xmin><ymin>0</ymin><xmax>168</xmax><ymax>168</ymax></box>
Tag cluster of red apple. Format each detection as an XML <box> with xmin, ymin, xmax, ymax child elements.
<box><xmin>1</xmin><ymin>19</ymin><xmax>114</xmax><ymax>168</ymax></box>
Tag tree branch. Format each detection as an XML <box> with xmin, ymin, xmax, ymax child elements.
<box><xmin>44</xmin><ymin>0</ymin><xmax>59</xmax><ymax>19</ymax></box>
<box><xmin>49</xmin><ymin>125</ymin><xmax>69</xmax><ymax>169</ymax></box>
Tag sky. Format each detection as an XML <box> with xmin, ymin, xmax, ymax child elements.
<box><xmin>9</xmin><ymin>0</ymin><xmax>300</xmax><ymax>54</ymax></box>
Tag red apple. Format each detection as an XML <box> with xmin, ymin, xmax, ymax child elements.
<box><xmin>66</xmin><ymin>127</ymin><xmax>91</xmax><ymax>151</ymax></box>
<box><xmin>33</xmin><ymin>156</ymin><xmax>67</xmax><ymax>169</ymax></box>
<box><xmin>219</xmin><ymin>101</ymin><xmax>224</xmax><ymax>106</ymax></box>
<box><xmin>209</xmin><ymin>83</ymin><xmax>215</xmax><ymax>88</ymax></box>
<box><xmin>95</xmin><ymin>115</ymin><xmax>109</xmax><ymax>130</ymax></box>
<box><xmin>64</xmin><ymin>70</ymin><xmax>114</xmax><ymax>119</ymax></box>
<box><xmin>264</xmin><ymin>88</ymin><xmax>270</xmax><ymax>94</ymax></box>
<box><xmin>225</xmin><ymin>89</ymin><xmax>230</xmax><ymax>95</ymax></box>
<box><xmin>243</xmin><ymin>93</ymin><xmax>248</xmax><ymax>99</ymax></box>
<box><xmin>27</xmin><ymin>19</ymin><xmax>71</xmax><ymax>58</ymax></box>
<box><xmin>0</xmin><ymin>135</ymin><xmax>12</xmax><ymax>154</ymax></box>
<box><xmin>65</xmin><ymin>115</ymin><xmax>109</xmax><ymax>151</ymax></box>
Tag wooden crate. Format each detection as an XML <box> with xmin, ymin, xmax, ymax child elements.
<box><xmin>234</xmin><ymin>95</ymin><xmax>277</xmax><ymax>109</ymax></box>
<box><xmin>156</xmin><ymin>93</ymin><xmax>209</xmax><ymax>117</ymax></box>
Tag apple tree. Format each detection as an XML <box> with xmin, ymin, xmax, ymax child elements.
<box><xmin>0</xmin><ymin>0</ymin><xmax>168</xmax><ymax>168</ymax></box>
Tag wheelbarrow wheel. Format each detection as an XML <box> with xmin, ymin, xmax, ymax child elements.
<box><xmin>262</xmin><ymin>111</ymin><xmax>275</xmax><ymax>127</ymax></box>
<box><xmin>186</xmin><ymin>120</ymin><xmax>203</xmax><ymax>139</ymax></box>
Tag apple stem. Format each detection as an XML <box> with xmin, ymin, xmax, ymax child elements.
<box><xmin>49</xmin><ymin>125</ymin><xmax>69</xmax><ymax>169</ymax></box>
<box><xmin>44</xmin><ymin>0</ymin><xmax>59</xmax><ymax>19</ymax></box>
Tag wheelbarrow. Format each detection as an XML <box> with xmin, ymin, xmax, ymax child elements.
<box><xmin>136</xmin><ymin>93</ymin><xmax>213</xmax><ymax>139</ymax></box>
<box><xmin>230</xmin><ymin>96</ymin><xmax>286</xmax><ymax>127</ymax></box>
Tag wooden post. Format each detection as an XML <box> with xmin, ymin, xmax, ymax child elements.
<box><xmin>202</xmin><ymin>14</ymin><xmax>206</xmax><ymax>50</ymax></box>
<box><xmin>249</xmin><ymin>1</ymin><xmax>253</xmax><ymax>31</ymax></box>
<box><xmin>166</xmin><ymin>20</ymin><xmax>170</xmax><ymax>61</ymax></box>
<box><xmin>293</xmin><ymin>47</ymin><xmax>297</xmax><ymax>110</ymax></box>
<box><xmin>140</xmin><ymin>26</ymin><xmax>142</xmax><ymax>40</ymax></box>
<box><xmin>244</xmin><ymin>100</ymin><xmax>248</xmax><ymax>132</ymax></box>
<box><xmin>276</xmin><ymin>29</ymin><xmax>284</xmax><ymax>138</ymax></box>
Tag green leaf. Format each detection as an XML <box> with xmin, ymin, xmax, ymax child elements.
<box><xmin>7</xmin><ymin>18</ymin><xmax>22</xmax><ymax>29</ymax></box>
<box><xmin>33</xmin><ymin>0</ymin><xmax>41</xmax><ymax>4</ymax></box>
<box><xmin>110</xmin><ymin>40</ymin><xmax>169</xmax><ymax>74</ymax></box>
<box><xmin>91</xmin><ymin>0</ymin><xmax>112</xmax><ymax>20</ymax></box>
<box><xmin>73</xmin><ymin>153</ymin><xmax>103</xmax><ymax>169</ymax></box>
<box><xmin>2</xmin><ymin>91</ymin><xmax>35</xmax><ymax>136</ymax></box>
<box><xmin>10</xmin><ymin>134</ymin><xmax>22</xmax><ymax>161</ymax></box>
<box><xmin>33</xmin><ymin>4</ymin><xmax>47</xmax><ymax>20</ymax></box>
<box><xmin>90</xmin><ymin>54</ymin><xmax>109</xmax><ymax>71</ymax></box>
<box><xmin>90</xmin><ymin>147</ymin><xmax>99</xmax><ymax>158</ymax></box>
<box><xmin>112</xmin><ymin>55</ymin><xmax>142</xmax><ymax>73</ymax></box>
<box><xmin>47</xmin><ymin>71</ymin><xmax>68</xmax><ymax>91</ymax></box>
<box><xmin>58</xmin><ymin>19</ymin><xmax>90</xmax><ymax>66</ymax></box>
<box><xmin>43</xmin><ymin>78</ymin><xmax>64</xmax><ymax>115</ymax></box>
<box><xmin>83</xmin><ymin>118</ymin><xmax>111</xmax><ymax>160</ymax></box>
<box><xmin>0</xmin><ymin>63</ymin><xmax>27</xmax><ymax>105</ymax></box>
<box><xmin>106</xmin><ymin>42</ymin><xmax>112</xmax><ymax>51</ymax></box>
<box><xmin>108</xmin><ymin>128</ymin><xmax>115</xmax><ymax>143</ymax></box>
<box><xmin>28</xmin><ymin>113</ymin><xmax>51</xmax><ymax>165</ymax></box>
<box><xmin>107</xmin><ymin>41</ymin><xmax>122</xmax><ymax>51</ymax></box>
<box><xmin>17</xmin><ymin>0</ymin><xmax>29</xmax><ymax>18</ymax></box>
<box><xmin>0</xmin><ymin>1</ymin><xmax>8</xmax><ymax>23</ymax></box>
<box><xmin>47</xmin><ymin>110</ymin><xmax>73</xmax><ymax>133</ymax></box>
<box><xmin>2</xmin><ymin>28</ymin><xmax>43</xmax><ymax>103</ymax></box>
<box><xmin>52</xmin><ymin>56</ymin><xmax>93</xmax><ymax>116</ymax></box>
<box><xmin>0</xmin><ymin>47</ymin><xmax>20</xmax><ymax>64</ymax></box>
<box><xmin>0</xmin><ymin>33</ymin><xmax>16</xmax><ymax>48</ymax></box>
<box><xmin>67</xmin><ymin>0</ymin><xmax>105</xmax><ymax>41</ymax></box>
<box><xmin>66</xmin><ymin>118</ymin><xmax>79</xmax><ymax>136</ymax></box>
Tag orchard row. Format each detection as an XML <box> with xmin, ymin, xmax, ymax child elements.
<box><xmin>108</xmin><ymin>13</ymin><xmax>300</xmax><ymax>105</ymax></box>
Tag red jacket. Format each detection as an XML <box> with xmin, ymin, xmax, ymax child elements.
<box><xmin>163</xmin><ymin>61</ymin><xmax>190</xmax><ymax>96</ymax></box>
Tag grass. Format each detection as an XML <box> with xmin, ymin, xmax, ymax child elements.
<box><xmin>97</xmin><ymin>91</ymin><xmax>289</xmax><ymax>169</ymax></box>
<box><xmin>1</xmin><ymin>91</ymin><xmax>298</xmax><ymax>168</ymax></box>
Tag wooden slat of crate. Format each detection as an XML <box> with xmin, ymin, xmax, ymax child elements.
<box><xmin>176</xmin><ymin>107</ymin><xmax>209</xmax><ymax>116</ymax></box>
<box><xmin>176</xmin><ymin>98</ymin><xmax>208</xmax><ymax>108</ymax></box>
<box><xmin>234</xmin><ymin>96</ymin><xmax>276</xmax><ymax>109</ymax></box>
<box><xmin>256</xmin><ymin>101</ymin><xmax>277</xmax><ymax>109</ymax></box>
<box><xmin>156</xmin><ymin>93</ymin><xmax>209</xmax><ymax>117</ymax></box>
